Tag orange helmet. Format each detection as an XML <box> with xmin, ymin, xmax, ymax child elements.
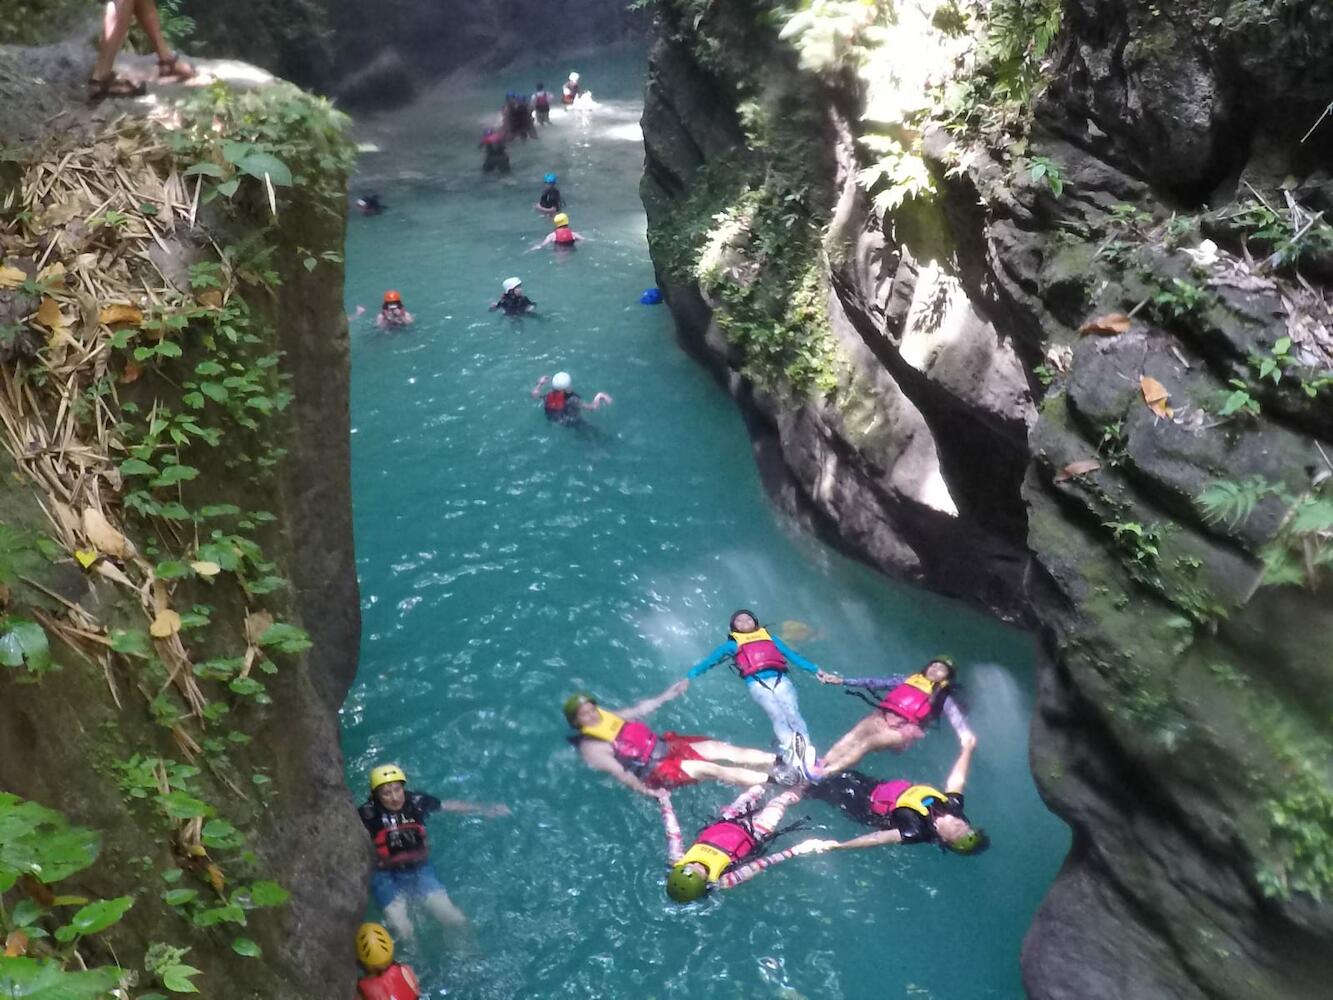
<box><xmin>383</xmin><ymin>290</ymin><xmax>402</xmax><ymax>304</ymax></box>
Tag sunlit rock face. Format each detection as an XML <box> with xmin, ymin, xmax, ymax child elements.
<box><xmin>183</xmin><ymin>0</ymin><xmax>648</xmax><ymax>107</ymax></box>
<box><xmin>640</xmin><ymin>2</ymin><xmax>1333</xmax><ymax>997</ymax></box>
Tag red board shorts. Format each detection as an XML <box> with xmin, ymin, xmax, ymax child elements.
<box><xmin>645</xmin><ymin>732</ymin><xmax>709</xmax><ymax>789</ymax></box>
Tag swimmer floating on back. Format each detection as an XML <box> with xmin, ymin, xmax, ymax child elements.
<box><xmin>531</xmin><ymin>212</ymin><xmax>582</xmax><ymax>251</ymax></box>
<box><xmin>564</xmin><ymin>684</ymin><xmax>778</xmax><ymax>797</ymax></box>
<box><xmin>490</xmin><ymin>277</ymin><xmax>536</xmax><ymax>316</ymax></box>
<box><xmin>376</xmin><ymin>291</ymin><xmax>414</xmax><ymax>329</ymax></box>
<box><xmin>813</xmin><ymin>656</ymin><xmax>971</xmax><ymax>777</ymax></box>
<box><xmin>809</xmin><ymin>733</ymin><xmax>988</xmax><ymax>855</ymax></box>
<box><xmin>660</xmin><ymin>784</ymin><xmax>837</xmax><ymax>903</ymax></box>
<box><xmin>686</xmin><ymin>609</ymin><xmax>829</xmax><ymax>781</ymax></box>
<box><xmin>531</xmin><ymin>371</ymin><xmax>611</xmax><ymax>424</ymax></box>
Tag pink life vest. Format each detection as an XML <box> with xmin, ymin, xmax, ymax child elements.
<box><xmin>730</xmin><ymin>628</ymin><xmax>788</xmax><ymax>679</ymax></box>
<box><xmin>554</xmin><ymin>225</ymin><xmax>576</xmax><ymax>245</ymax></box>
<box><xmin>611</xmin><ymin>719</ymin><xmax>658</xmax><ymax>767</ymax></box>
<box><xmin>877</xmin><ymin>673</ymin><xmax>945</xmax><ymax>724</ymax></box>
<box><xmin>868</xmin><ymin>779</ymin><xmax>913</xmax><ymax>816</ymax></box>
<box><xmin>697</xmin><ymin>819</ymin><xmax>758</xmax><ymax>863</ymax></box>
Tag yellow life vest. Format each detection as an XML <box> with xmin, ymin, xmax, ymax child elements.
<box><xmin>730</xmin><ymin>626</ymin><xmax>773</xmax><ymax>646</ymax></box>
<box><xmin>904</xmin><ymin>673</ymin><xmax>938</xmax><ymax>695</ymax></box>
<box><xmin>677</xmin><ymin>843</ymin><xmax>732</xmax><ymax>883</ymax></box>
<box><xmin>893</xmin><ymin>784</ymin><xmax>949</xmax><ymax>817</ymax></box>
<box><xmin>578</xmin><ymin>707</ymin><xmax>625</xmax><ymax>744</ymax></box>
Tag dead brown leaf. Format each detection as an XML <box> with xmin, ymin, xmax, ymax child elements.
<box><xmin>1055</xmin><ymin>459</ymin><xmax>1103</xmax><ymax>482</ymax></box>
<box><xmin>150</xmin><ymin>608</ymin><xmax>182</xmax><ymax>638</ymax></box>
<box><xmin>34</xmin><ymin>296</ymin><xmax>65</xmax><ymax>330</ymax></box>
<box><xmin>191</xmin><ymin>560</ymin><xmax>221</xmax><ymax>577</ymax></box>
<box><xmin>244</xmin><ymin>609</ymin><xmax>274</xmax><ymax>646</ymax></box>
<box><xmin>0</xmin><ymin>264</ymin><xmax>26</xmax><ymax>288</ymax></box>
<box><xmin>119</xmin><ymin>360</ymin><xmax>143</xmax><ymax>384</ymax></box>
<box><xmin>99</xmin><ymin>303</ymin><xmax>143</xmax><ymax>326</ymax></box>
<box><xmin>82</xmin><ymin>507</ymin><xmax>134</xmax><ymax>558</ymax></box>
<box><xmin>1078</xmin><ymin>312</ymin><xmax>1132</xmax><ymax>336</ymax></box>
<box><xmin>197</xmin><ymin>288</ymin><xmax>223</xmax><ymax>309</ymax></box>
<box><xmin>4</xmin><ymin>930</ymin><xmax>29</xmax><ymax>958</ymax></box>
<box><xmin>1140</xmin><ymin>375</ymin><xmax>1174</xmax><ymax>419</ymax></box>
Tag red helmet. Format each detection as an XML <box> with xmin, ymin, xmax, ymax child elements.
<box><xmin>383</xmin><ymin>290</ymin><xmax>402</xmax><ymax>304</ymax></box>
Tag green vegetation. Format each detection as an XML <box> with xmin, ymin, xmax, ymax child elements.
<box><xmin>1197</xmin><ymin>475</ymin><xmax>1333</xmax><ymax>588</ymax></box>
<box><xmin>0</xmin><ymin>0</ymin><xmax>97</xmax><ymax>45</ymax></box>
<box><xmin>0</xmin><ymin>80</ymin><xmax>353</xmax><ymax>992</ymax></box>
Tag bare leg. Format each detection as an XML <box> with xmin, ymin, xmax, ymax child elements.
<box><xmin>818</xmin><ymin>713</ymin><xmax>922</xmax><ymax>776</ymax></box>
<box><xmin>382</xmin><ymin>898</ymin><xmax>414</xmax><ymax>943</ymax></box>
<box><xmin>679</xmin><ymin>759</ymin><xmax>772</xmax><ymax>787</ymax></box>
<box><xmin>689</xmin><ymin>739</ymin><xmax>776</xmax><ymax>767</ymax></box>
<box><xmin>423</xmin><ymin>889</ymin><xmax>468</xmax><ymax>927</ymax></box>
<box><xmin>132</xmin><ymin>0</ymin><xmax>172</xmax><ymax>58</ymax></box>
<box><xmin>91</xmin><ymin>0</ymin><xmax>138</xmax><ymax>81</ymax></box>
<box><xmin>720</xmin><ymin>784</ymin><xmax>767</xmax><ymax>819</ymax></box>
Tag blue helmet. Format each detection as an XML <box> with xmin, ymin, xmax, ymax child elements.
<box><xmin>544</xmin><ymin>173</ymin><xmax>557</xmax><ymax>184</ymax></box>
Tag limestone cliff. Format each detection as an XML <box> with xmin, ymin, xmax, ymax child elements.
<box><xmin>0</xmin><ymin>55</ymin><xmax>364</xmax><ymax>998</ymax></box>
<box><xmin>640</xmin><ymin>2</ymin><xmax>1333</xmax><ymax>996</ymax></box>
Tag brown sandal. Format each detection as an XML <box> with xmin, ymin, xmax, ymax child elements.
<box><xmin>87</xmin><ymin>74</ymin><xmax>147</xmax><ymax>103</ymax></box>
<box><xmin>157</xmin><ymin>52</ymin><xmax>196</xmax><ymax>81</ymax></box>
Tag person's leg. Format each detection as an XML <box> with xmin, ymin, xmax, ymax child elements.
<box><xmin>690</xmin><ymin>740</ymin><xmax>775</xmax><ymax>767</ymax></box>
<box><xmin>133</xmin><ymin>0</ymin><xmax>195</xmax><ymax>76</ymax></box>
<box><xmin>90</xmin><ymin>0</ymin><xmax>138</xmax><ymax>82</ymax></box>
<box><xmin>746</xmin><ymin>678</ymin><xmax>798</xmax><ymax>759</ymax></box>
<box><xmin>817</xmin><ymin>714</ymin><xmax>914</xmax><ymax>775</ymax></box>
<box><xmin>382</xmin><ymin>898</ymin><xmax>415</xmax><ymax>942</ymax></box>
<box><xmin>678</xmin><ymin>759</ymin><xmax>771</xmax><ymax>787</ymax></box>
<box><xmin>423</xmin><ymin>890</ymin><xmax>468</xmax><ymax>927</ymax></box>
<box><xmin>371</xmin><ymin>869</ymin><xmax>414</xmax><ymax>943</ymax></box>
<box><xmin>768</xmin><ymin>676</ymin><xmax>816</xmax><ymax>771</ymax></box>
<box><xmin>720</xmin><ymin>784</ymin><xmax>768</xmax><ymax>819</ymax></box>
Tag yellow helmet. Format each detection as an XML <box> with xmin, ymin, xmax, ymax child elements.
<box><xmin>552</xmin><ymin>212</ymin><xmax>569</xmax><ymax>227</ymax></box>
<box><xmin>355</xmin><ymin>922</ymin><xmax>394</xmax><ymax>971</ymax></box>
<box><xmin>369</xmin><ymin>764</ymin><xmax>407</xmax><ymax>791</ymax></box>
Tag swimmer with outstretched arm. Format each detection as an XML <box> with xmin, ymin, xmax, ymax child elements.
<box><xmin>812</xmin><ymin>657</ymin><xmax>971</xmax><ymax>777</ymax></box>
<box><xmin>660</xmin><ymin>784</ymin><xmax>837</xmax><ymax>902</ymax></box>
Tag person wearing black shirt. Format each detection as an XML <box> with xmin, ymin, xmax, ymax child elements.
<box><xmin>359</xmin><ymin>764</ymin><xmax>510</xmax><ymax>942</ymax></box>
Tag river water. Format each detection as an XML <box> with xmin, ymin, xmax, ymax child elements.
<box><xmin>340</xmin><ymin>50</ymin><xmax>1067</xmax><ymax>1000</ymax></box>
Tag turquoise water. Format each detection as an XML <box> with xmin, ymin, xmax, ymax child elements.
<box><xmin>341</xmin><ymin>51</ymin><xmax>1067</xmax><ymax>999</ymax></box>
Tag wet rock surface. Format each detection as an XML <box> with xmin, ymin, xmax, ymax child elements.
<box><xmin>641</xmin><ymin>2</ymin><xmax>1333</xmax><ymax>996</ymax></box>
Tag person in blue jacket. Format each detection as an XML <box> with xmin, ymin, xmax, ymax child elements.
<box><xmin>685</xmin><ymin>609</ymin><xmax>831</xmax><ymax>782</ymax></box>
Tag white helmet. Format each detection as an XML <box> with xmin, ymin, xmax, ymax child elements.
<box><xmin>551</xmin><ymin>371</ymin><xmax>572</xmax><ymax>391</ymax></box>
<box><xmin>568</xmin><ymin>72</ymin><xmax>580</xmax><ymax>83</ymax></box>
<box><xmin>502</xmin><ymin>277</ymin><xmax>522</xmax><ymax>292</ymax></box>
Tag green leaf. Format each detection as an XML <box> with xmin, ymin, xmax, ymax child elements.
<box><xmin>0</xmin><ymin>957</ymin><xmax>121</xmax><ymax>999</ymax></box>
<box><xmin>257</xmin><ymin>622</ymin><xmax>311</xmax><ymax>654</ymax></box>
<box><xmin>216</xmin><ymin>178</ymin><xmax>240</xmax><ymax>199</ymax></box>
<box><xmin>119</xmin><ymin>458</ymin><xmax>158</xmax><ymax>477</ymax></box>
<box><xmin>0</xmin><ymin>628</ymin><xmax>25</xmax><ymax>667</ymax></box>
<box><xmin>154</xmin><ymin>560</ymin><xmax>193</xmax><ymax>580</ymax></box>
<box><xmin>161</xmin><ymin>963</ymin><xmax>203</xmax><ymax>993</ymax></box>
<box><xmin>201</xmin><ymin>819</ymin><xmax>242</xmax><ymax>850</ymax></box>
<box><xmin>157</xmin><ymin>790</ymin><xmax>212</xmax><ymax>820</ymax></box>
<box><xmin>155</xmin><ymin>340</ymin><xmax>183</xmax><ymax>359</ymax></box>
<box><xmin>10</xmin><ymin>898</ymin><xmax>42</xmax><ymax>927</ymax></box>
<box><xmin>236</xmin><ymin>152</ymin><xmax>293</xmax><ymax>187</ymax></box>
<box><xmin>184</xmin><ymin>162</ymin><xmax>225</xmax><ymax>178</ymax></box>
<box><xmin>150</xmin><ymin>464</ymin><xmax>198</xmax><ymax>488</ymax></box>
<box><xmin>162</xmin><ymin>888</ymin><xmax>198</xmax><ymax>907</ymax></box>
<box><xmin>191</xmin><ymin>904</ymin><xmax>245</xmax><ymax>928</ymax></box>
<box><xmin>303</xmin><ymin>257</ymin><xmax>317</xmax><ymax>272</ymax></box>
<box><xmin>228</xmin><ymin>676</ymin><xmax>265</xmax><ymax>698</ymax></box>
<box><xmin>231</xmin><ymin>937</ymin><xmax>262</xmax><ymax>958</ymax></box>
<box><xmin>195</xmin><ymin>361</ymin><xmax>225</xmax><ymax>376</ymax></box>
<box><xmin>62</xmin><ymin>896</ymin><xmax>133</xmax><ymax>939</ymax></box>
<box><xmin>109</xmin><ymin>629</ymin><xmax>153</xmax><ymax>658</ymax></box>
<box><xmin>246</xmin><ymin>880</ymin><xmax>289</xmax><ymax>907</ymax></box>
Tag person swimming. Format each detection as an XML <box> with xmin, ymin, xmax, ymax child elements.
<box><xmin>685</xmin><ymin>609</ymin><xmax>829</xmax><ymax>780</ymax></box>
<box><xmin>356</xmin><ymin>193</ymin><xmax>384</xmax><ymax>216</ymax></box>
<box><xmin>660</xmin><ymin>784</ymin><xmax>836</xmax><ymax>903</ymax></box>
<box><xmin>532</xmin><ymin>82</ymin><xmax>554</xmax><ymax>124</ymax></box>
<box><xmin>532</xmin><ymin>212</ymin><xmax>582</xmax><ymax>251</ymax></box>
<box><xmin>490</xmin><ymin>277</ymin><xmax>536</xmax><ymax>316</ymax></box>
<box><xmin>479</xmin><ymin>127</ymin><xmax>510</xmax><ymax>174</ymax></box>
<box><xmin>376</xmin><ymin>291</ymin><xmax>414</xmax><ymax>329</ymax></box>
<box><xmin>530</xmin><ymin>371</ymin><xmax>612</xmax><ymax>424</ymax></box>
<box><xmin>535</xmin><ymin>173</ymin><xmax>563</xmax><ymax>215</ymax></box>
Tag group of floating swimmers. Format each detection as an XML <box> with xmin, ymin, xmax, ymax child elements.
<box><xmin>352</xmin><ymin>608</ymin><xmax>986</xmax><ymax>997</ymax></box>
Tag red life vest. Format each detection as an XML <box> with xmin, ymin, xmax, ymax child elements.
<box><xmin>481</xmin><ymin>132</ymin><xmax>504</xmax><ymax>147</ymax></box>
<box><xmin>730</xmin><ymin>628</ymin><xmax>788</xmax><ymax>679</ymax></box>
<box><xmin>697</xmin><ymin>819</ymin><xmax>758</xmax><ymax>863</ymax></box>
<box><xmin>562</xmin><ymin>85</ymin><xmax>579</xmax><ymax>105</ymax></box>
<box><xmin>868</xmin><ymin>779</ymin><xmax>913</xmax><ymax>816</ymax></box>
<box><xmin>371</xmin><ymin>820</ymin><xmax>428</xmax><ymax>866</ymax></box>
<box><xmin>358</xmin><ymin>963</ymin><xmax>420</xmax><ymax>1000</ymax></box>
<box><xmin>877</xmin><ymin>673</ymin><xmax>946</xmax><ymax>724</ymax></box>
<box><xmin>544</xmin><ymin>389</ymin><xmax>568</xmax><ymax>416</ymax></box>
<box><xmin>535</xmin><ymin>93</ymin><xmax>550</xmax><ymax>110</ymax></box>
<box><xmin>554</xmin><ymin>225</ymin><xmax>576</xmax><ymax>245</ymax></box>
<box><xmin>612</xmin><ymin>719</ymin><xmax>658</xmax><ymax>766</ymax></box>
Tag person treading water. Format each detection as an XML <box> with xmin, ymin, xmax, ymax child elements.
<box><xmin>490</xmin><ymin>277</ymin><xmax>536</xmax><ymax>316</ymax></box>
<box><xmin>531</xmin><ymin>371</ymin><xmax>611</xmax><ymax>424</ymax></box>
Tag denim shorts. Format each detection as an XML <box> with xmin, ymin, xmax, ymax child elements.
<box><xmin>371</xmin><ymin>861</ymin><xmax>446</xmax><ymax>909</ymax></box>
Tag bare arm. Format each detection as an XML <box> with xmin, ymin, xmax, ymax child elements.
<box><xmin>580</xmin><ymin>742</ymin><xmax>662</xmax><ymax>798</ymax></box>
<box><xmin>618</xmin><ymin>679</ymin><xmax>688</xmax><ymax>721</ymax></box>
<box><xmin>438</xmin><ymin>800</ymin><xmax>511</xmax><ymax>818</ymax></box>
<box><xmin>945</xmin><ymin>736</ymin><xmax>977</xmax><ymax>795</ymax></box>
<box><xmin>660</xmin><ymin>794</ymin><xmax>684</xmax><ymax>864</ymax></box>
<box><xmin>717</xmin><ymin>838</ymin><xmax>836</xmax><ymax>889</ymax></box>
<box><xmin>530</xmin><ymin>375</ymin><xmax>550</xmax><ymax>398</ymax></box>
<box><xmin>943</xmin><ymin>695</ymin><xmax>974</xmax><ymax>745</ymax></box>
<box><xmin>834</xmin><ymin>828</ymin><xmax>904</xmax><ymax>851</ymax></box>
<box><xmin>584</xmin><ymin>392</ymin><xmax>613</xmax><ymax>410</ymax></box>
